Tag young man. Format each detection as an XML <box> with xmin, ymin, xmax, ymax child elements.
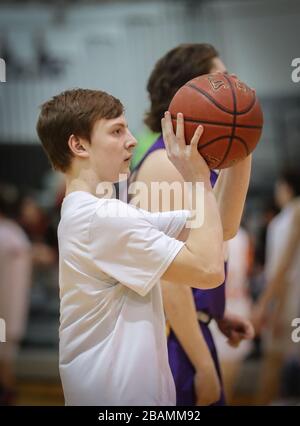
<box><xmin>36</xmin><ymin>88</ymin><xmax>224</xmax><ymax>406</ymax></box>
<box><xmin>132</xmin><ymin>44</ymin><xmax>254</xmax><ymax>405</ymax></box>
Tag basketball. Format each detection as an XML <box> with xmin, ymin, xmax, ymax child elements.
<box><xmin>168</xmin><ymin>73</ymin><xmax>263</xmax><ymax>169</ymax></box>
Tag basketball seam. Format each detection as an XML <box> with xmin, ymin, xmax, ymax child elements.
<box><xmin>216</xmin><ymin>74</ymin><xmax>237</xmax><ymax>168</ymax></box>
<box><xmin>170</xmin><ymin>114</ymin><xmax>262</xmax><ymax>130</ymax></box>
<box><xmin>199</xmin><ymin>135</ymin><xmax>231</xmax><ymax>149</ymax></box>
<box><xmin>234</xmin><ymin>136</ymin><xmax>250</xmax><ymax>156</ymax></box>
<box><xmin>198</xmin><ymin>135</ymin><xmax>249</xmax><ymax>155</ymax></box>
<box><xmin>186</xmin><ymin>82</ymin><xmax>257</xmax><ymax>115</ymax></box>
<box><xmin>186</xmin><ymin>83</ymin><xmax>235</xmax><ymax>115</ymax></box>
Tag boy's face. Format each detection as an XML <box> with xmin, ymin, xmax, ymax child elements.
<box><xmin>87</xmin><ymin>114</ymin><xmax>137</xmax><ymax>183</ymax></box>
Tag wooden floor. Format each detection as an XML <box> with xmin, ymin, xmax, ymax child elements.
<box><xmin>12</xmin><ymin>355</ymin><xmax>279</xmax><ymax>406</ymax></box>
<box><xmin>16</xmin><ymin>380</ymin><xmax>64</xmax><ymax>406</ymax></box>
<box><xmin>14</xmin><ymin>379</ymin><xmax>256</xmax><ymax>406</ymax></box>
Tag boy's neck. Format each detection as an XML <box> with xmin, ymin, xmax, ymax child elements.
<box><xmin>65</xmin><ymin>173</ymin><xmax>115</xmax><ymax>199</ymax></box>
<box><xmin>65</xmin><ymin>178</ymin><xmax>93</xmax><ymax>196</ymax></box>
<box><xmin>65</xmin><ymin>167</ymin><xmax>99</xmax><ymax>196</ymax></box>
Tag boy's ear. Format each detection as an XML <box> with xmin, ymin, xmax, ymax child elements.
<box><xmin>68</xmin><ymin>134</ymin><xmax>89</xmax><ymax>158</ymax></box>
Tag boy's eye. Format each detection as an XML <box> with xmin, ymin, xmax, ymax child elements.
<box><xmin>113</xmin><ymin>128</ymin><xmax>122</xmax><ymax>135</ymax></box>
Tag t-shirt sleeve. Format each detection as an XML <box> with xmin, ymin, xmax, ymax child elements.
<box><xmin>138</xmin><ymin>208</ymin><xmax>191</xmax><ymax>239</ymax></box>
<box><xmin>89</xmin><ymin>200</ymin><xmax>189</xmax><ymax>296</ymax></box>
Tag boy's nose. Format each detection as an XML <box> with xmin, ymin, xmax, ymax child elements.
<box><xmin>125</xmin><ymin>132</ymin><xmax>137</xmax><ymax>149</ymax></box>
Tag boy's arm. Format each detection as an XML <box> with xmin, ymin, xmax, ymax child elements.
<box><xmin>138</xmin><ymin>114</ymin><xmax>224</xmax><ymax>289</ymax></box>
<box><xmin>213</xmin><ymin>155</ymin><xmax>252</xmax><ymax>241</ymax></box>
<box><xmin>134</xmin><ymin>128</ymin><xmax>224</xmax><ymax>289</ymax></box>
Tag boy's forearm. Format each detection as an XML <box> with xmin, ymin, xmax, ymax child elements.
<box><xmin>214</xmin><ymin>155</ymin><xmax>252</xmax><ymax>240</ymax></box>
<box><xmin>185</xmin><ymin>181</ymin><xmax>224</xmax><ymax>270</ymax></box>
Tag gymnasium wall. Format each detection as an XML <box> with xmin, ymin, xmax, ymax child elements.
<box><xmin>0</xmin><ymin>0</ymin><xmax>299</xmax><ymax>190</ymax></box>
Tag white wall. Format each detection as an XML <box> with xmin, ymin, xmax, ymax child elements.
<box><xmin>205</xmin><ymin>0</ymin><xmax>300</xmax><ymax>96</ymax></box>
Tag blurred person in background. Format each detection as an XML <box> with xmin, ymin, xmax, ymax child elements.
<box><xmin>253</xmin><ymin>168</ymin><xmax>300</xmax><ymax>404</ymax></box>
<box><xmin>131</xmin><ymin>43</ymin><xmax>254</xmax><ymax>406</ymax></box>
<box><xmin>246</xmin><ymin>200</ymin><xmax>279</xmax><ymax>361</ymax></box>
<box><xmin>18</xmin><ymin>193</ymin><xmax>59</xmax><ymax>325</ymax></box>
<box><xmin>210</xmin><ymin>226</ymin><xmax>253</xmax><ymax>403</ymax></box>
<box><xmin>0</xmin><ymin>184</ymin><xmax>32</xmax><ymax>405</ymax></box>
<box><xmin>19</xmin><ymin>195</ymin><xmax>58</xmax><ymax>267</ymax></box>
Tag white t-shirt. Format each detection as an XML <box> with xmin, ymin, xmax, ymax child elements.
<box><xmin>58</xmin><ymin>191</ymin><xmax>190</xmax><ymax>406</ymax></box>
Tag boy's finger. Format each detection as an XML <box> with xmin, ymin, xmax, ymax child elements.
<box><xmin>190</xmin><ymin>125</ymin><xmax>203</xmax><ymax>153</ymax></box>
<box><xmin>161</xmin><ymin>116</ymin><xmax>171</xmax><ymax>156</ymax></box>
<box><xmin>175</xmin><ymin>113</ymin><xmax>186</xmax><ymax>150</ymax></box>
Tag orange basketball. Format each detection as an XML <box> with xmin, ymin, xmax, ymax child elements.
<box><xmin>168</xmin><ymin>73</ymin><xmax>263</xmax><ymax>169</ymax></box>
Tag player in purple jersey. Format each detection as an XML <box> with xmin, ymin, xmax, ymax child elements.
<box><xmin>132</xmin><ymin>44</ymin><xmax>254</xmax><ymax>406</ymax></box>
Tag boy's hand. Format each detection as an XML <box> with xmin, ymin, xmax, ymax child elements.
<box><xmin>161</xmin><ymin>111</ymin><xmax>210</xmax><ymax>184</ymax></box>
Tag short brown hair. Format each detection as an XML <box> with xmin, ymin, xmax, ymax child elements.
<box><xmin>36</xmin><ymin>88</ymin><xmax>124</xmax><ymax>172</ymax></box>
<box><xmin>145</xmin><ymin>43</ymin><xmax>218</xmax><ymax>132</ymax></box>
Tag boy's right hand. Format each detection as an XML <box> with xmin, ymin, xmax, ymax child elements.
<box><xmin>161</xmin><ymin>111</ymin><xmax>210</xmax><ymax>184</ymax></box>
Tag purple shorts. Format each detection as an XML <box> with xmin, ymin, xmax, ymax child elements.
<box><xmin>168</xmin><ymin>321</ymin><xmax>226</xmax><ymax>406</ymax></box>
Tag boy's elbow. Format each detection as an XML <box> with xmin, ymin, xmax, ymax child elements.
<box><xmin>194</xmin><ymin>260</ymin><xmax>225</xmax><ymax>289</ymax></box>
<box><xmin>206</xmin><ymin>267</ymin><xmax>225</xmax><ymax>289</ymax></box>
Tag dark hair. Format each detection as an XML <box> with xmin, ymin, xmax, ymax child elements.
<box><xmin>279</xmin><ymin>168</ymin><xmax>300</xmax><ymax>197</ymax></box>
<box><xmin>36</xmin><ymin>88</ymin><xmax>124</xmax><ymax>172</ymax></box>
<box><xmin>145</xmin><ymin>43</ymin><xmax>219</xmax><ymax>132</ymax></box>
